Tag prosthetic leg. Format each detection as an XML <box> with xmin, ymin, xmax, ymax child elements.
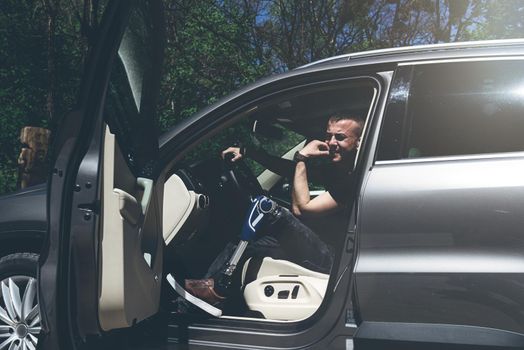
<box><xmin>215</xmin><ymin>195</ymin><xmax>278</xmax><ymax>295</ymax></box>
<box><xmin>168</xmin><ymin>195</ymin><xmax>279</xmax><ymax>313</ymax></box>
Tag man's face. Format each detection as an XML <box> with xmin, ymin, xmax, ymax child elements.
<box><xmin>325</xmin><ymin>118</ymin><xmax>361</xmax><ymax>163</ymax></box>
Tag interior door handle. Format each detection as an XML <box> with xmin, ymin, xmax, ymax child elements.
<box><xmin>137</xmin><ymin>177</ymin><xmax>153</xmax><ymax>214</ymax></box>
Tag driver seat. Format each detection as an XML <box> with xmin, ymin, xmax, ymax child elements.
<box><xmin>241</xmin><ymin>257</ymin><xmax>329</xmax><ymax>320</ymax></box>
<box><xmin>162</xmin><ymin>174</ymin><xmax>209</xmax><ymax>245</ymax></box>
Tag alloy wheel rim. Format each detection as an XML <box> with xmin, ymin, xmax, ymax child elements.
<box><xmin>0</xmin><ymin>276</ymin><xmax>40</xmax><ymax>350</ymax></box>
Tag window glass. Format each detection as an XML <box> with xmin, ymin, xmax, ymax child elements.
<box><xmin>378</xmin><ymin>60</ymin><xmax>524</xmax><ymax>160</ymax></box>
<box><xmin>176</xmin><ymin>80</ymin><xmax>376</xmax><ymax>211</ymax></box>
<box><xmin>179</xmin><ymin>119</ymin><xmax>304</xmax><ymax>177</ymax></box>
<box><xmin>105</xmin><ymin>1</ymin><xmax>165</xmax><ymax>177</ymax></box>
<box><xmin>249</xmin><ymin>126</ymin><xmax>304</xmax><ymax>176</ymax></box>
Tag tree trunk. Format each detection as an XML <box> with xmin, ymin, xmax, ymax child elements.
<box><xmin>43</xmin><ymin>0</ymin><xmax>58</xmax><ymax>123</ymax></box>
<box><xmin>18</xmin><ymin>127</ymin><xmax>51</xmax><ymax>188</ymax></box>
<box><xmin>16</xmin><ymin>0</ymin><xmax>58</xmax><ymax>189</ymax></box>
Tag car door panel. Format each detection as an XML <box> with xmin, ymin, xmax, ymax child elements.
<box><xmin>99</xmin><ymin>127</ymin><xmax>162</xmax><ymax>330</ymax></box>
<box><xmin>38</xmin><ymin>1</ymin><xmax>165</xmax><ymax>347</ymax></box>
<box><xmin>353</xmin><ymin>60</ymin><xmax>524</xmax><ymax>348</ymax></box>
<box><xmin>356</xmin><ymin>156</ymin><xmax>524</xmax><ymax>333</ymax></box>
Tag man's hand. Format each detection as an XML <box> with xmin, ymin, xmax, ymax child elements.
<box><xmin>298</xmin><ymin>140</ymin><xmax>330</xmax><ymax>159</ymax></box>
<box><xmin>221</xmin><ymin>147</ymin><xmax>243</xmax><ymax>162</ymax></box>
<box><xmin>292</xmin><ymin>140</ymin><xmax>339</xmax><ymax>217</ymax></box>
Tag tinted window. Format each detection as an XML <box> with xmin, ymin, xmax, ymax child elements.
<box><xmin>105</xmin><ymin>1</ymin><xmax>165</xmax><ymax>177</ymax></box>
<box><xmin>378</xmin><ymin>60</ymin><xmax>524</xmax><ymax>160</ymax></box>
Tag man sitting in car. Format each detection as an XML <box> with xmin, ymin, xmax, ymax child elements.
<box><xmin>186</xmin><ymin>114</ymin><xmax>364</xmax><ymax>304</ymax></box>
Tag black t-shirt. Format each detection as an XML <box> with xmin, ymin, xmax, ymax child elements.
<box><xmin>301</xmin><ymin>163</ymin><xmax>355</xmax><ymax>247</ymax></box>
<box><xmin>248</xmin><ymin>145</ymin><xmax>356</xmax><ymax>206</ymax></box>
<box><xmin>308</xmin><ymin>160</ymin><xmax>356</xmax><ymax>207</ymax></box>
<box><xmin>324</xmin><ymin>168</ymin><xmax>355</xmax><ymax>207</ymax></box>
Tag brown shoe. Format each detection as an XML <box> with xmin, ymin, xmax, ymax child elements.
<box><xmin>185</xmin><ymin>278</ymin><xmax>226</xmax><ymax>305</ymax></box>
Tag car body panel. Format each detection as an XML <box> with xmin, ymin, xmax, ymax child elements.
<box><xmin>0</xmin><ymin>184</ymin><xmax>46</xmax><ymax>234</ymax></box>
<box><xmin>357</xmin><ymin>154</ymin><xmax>524</xmax><ymax>333</ymax></box>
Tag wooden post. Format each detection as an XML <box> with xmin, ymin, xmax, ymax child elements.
<box><xmin>18</xmin><ymin>126</ymin><xmax>51</xmax><ymax>189</ymax></box>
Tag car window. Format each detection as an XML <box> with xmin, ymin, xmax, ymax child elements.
<box><xmin>176</xmin><ymin>79</ymin><xmax>376</xmax><ymax>201</ymax></box>
<box><xmin>249</xmin><ymin>126</ymin><xmax>304</xmax><ymax>176</ymax></box>
<box><xmin>378</xmin><ymin>60</ymin><xmax>524</xmax><ymax>160</ymax></box>
<box><xmin>251</xmin><ymin>80</ymin><xmax>377</xmax><ymax>204</ymax></box>
<box><xmin>104</xmin><ymin>2</ymin><xmax>165</xmax><ymax>178</ymax></box>
<box><xmin>178</xmin><ymin>119</ymin><xmax>303</xmax><ymax>177</ymax></box>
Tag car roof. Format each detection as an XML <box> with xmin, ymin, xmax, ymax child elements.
<box><xmin>298</xmin><ymin>39</ymin><xmax>524</xmax><ymax>69</ymax></box>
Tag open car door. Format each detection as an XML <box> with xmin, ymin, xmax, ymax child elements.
<box><xmin>38</xmin><ymin>0</ymin><xmax>165</xmax><ymax>348</ymax></box>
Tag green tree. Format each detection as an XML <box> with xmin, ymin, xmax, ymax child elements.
<box><xmin>158</xmin><ymin>0</ymin><xmax>270</xmax><ymax>131</ymax></box>
<box><xmin>474</xmin><ymin>0</ymin><xmax>524</xmax><ymax>39</ymax></box>
<box><xmin>0</xmin><ymin>0</ymin><xmax>101</xmax><ymax>193</ymax></box>
<box><xmin>0</xmin><ymin>1</ymin><xmax>49</xmax><ymax>192</ymax></box>
<box><xmin>2</xmin><ymin>0</ymin><xmax>524</xmax><ymax>194</ymax></box>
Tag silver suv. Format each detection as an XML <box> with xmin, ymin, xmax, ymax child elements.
<box><xmin>31</xmin><ymin>1</ymin><xmax>524</xmax><ymax>349</ymax></box>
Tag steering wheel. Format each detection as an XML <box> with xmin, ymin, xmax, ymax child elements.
<box><xmin>222</xmin><ymin>152</ymin><xmax>264</xmax><ymax>199</ymax></box>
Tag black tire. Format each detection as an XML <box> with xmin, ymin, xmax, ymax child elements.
<box><xmin>0</xmin><ymin>252</ymin><xmax>39</xmax><ymax>280</ymax></box>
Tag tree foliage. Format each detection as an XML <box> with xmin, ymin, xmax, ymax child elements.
<box><xmin>158</xmin><ymin>0</ymin><xmax>270</xmax><ymax>131</ymax></box>
<box><xmin>1</xmin><ymin>0</ymin><xmax>523</xmax><ymax>193</ymax></box>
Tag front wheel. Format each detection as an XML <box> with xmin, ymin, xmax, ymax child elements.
<box><xmin>0</xmin><ymin>252</ymin><xmax>40</xmax><ymax>350</ymax></box>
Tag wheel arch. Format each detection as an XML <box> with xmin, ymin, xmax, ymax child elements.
<box><xmin>0</xmin><ymin>230</ymin><xmax>44</xmax><ymax>258</ymax></box>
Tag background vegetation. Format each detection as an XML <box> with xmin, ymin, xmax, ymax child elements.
<box><xmin>1</xmin><ymin>0</ymin><xmax>523</xmax><ymax>193</ymax></box>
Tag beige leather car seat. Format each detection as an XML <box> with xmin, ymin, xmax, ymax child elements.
<box><xmin>162</xmin><ymin>174</ymin><xmax>209</xmax><ymax>245</ymax></box>
<box><xmin>241</xmin><ymin>257</ymin><xmax>329</xmax><ymax>321</ymax></box>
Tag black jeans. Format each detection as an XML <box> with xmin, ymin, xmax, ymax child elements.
<box><xmin>206</xmin><ymin>206</ymin><xmax>334</xmax><ymax>278</ymax></box>
<box><xmin>250</xmin><ymin>207</ymin><xmax>334</xmax><ymax>274</ymax></box>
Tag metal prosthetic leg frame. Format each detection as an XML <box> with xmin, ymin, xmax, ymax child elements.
<box><xmin>217</xmin><ymin>195</ymin><xmax>278</xmax><ymax>294</ymax></box>
<box><xmin>166</xmin><ymin>196</ymin><xmax>278</xmax><ymax>316</ymax></box>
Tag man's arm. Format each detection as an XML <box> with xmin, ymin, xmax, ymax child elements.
<box><xmin>291</xmin><ymin>140</ymin><xmax>339</xmax><ymax>217</ymax></box>
<box><xmin>222</xmin><ymin>146</ymin><xmax>296</xmax><ymax>178</ymax></box>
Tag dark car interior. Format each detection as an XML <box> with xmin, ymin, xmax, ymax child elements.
<box><xmin>158</xmin><ymin>79</ymin><xmax>377</xmax><ymax>320</ymax></box>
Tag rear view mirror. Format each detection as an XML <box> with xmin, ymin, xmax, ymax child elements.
<box><xmin>252</xmin><ymin>120</ymin><xmax>284</xmax><ymax>140</ymax></box>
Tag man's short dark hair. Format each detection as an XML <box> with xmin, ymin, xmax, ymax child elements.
<box><xmin>328</xmin><ymin>113</ymin><xmax>364</xmax><ymax>136</ymax></box>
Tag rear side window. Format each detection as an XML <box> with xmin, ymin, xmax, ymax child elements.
<box><xmin>377</xmin><ymin>60</ymin><xmax>524</xmax><ymax>160</ymax></box>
